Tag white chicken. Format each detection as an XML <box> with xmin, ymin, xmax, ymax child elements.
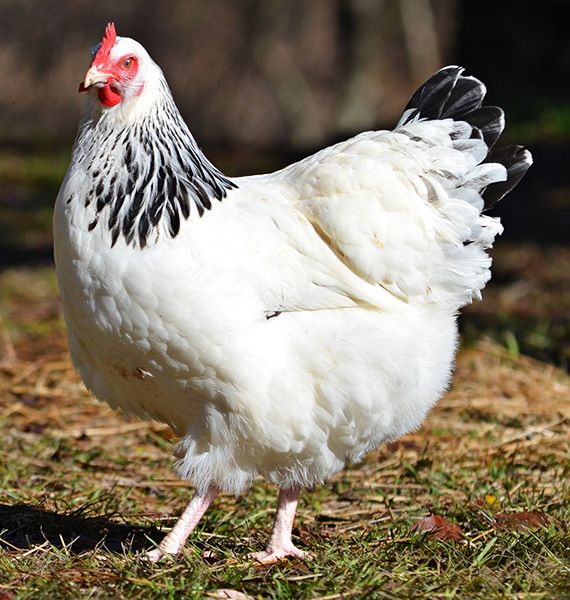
<box><xmin>54</xmin><ymin>23</ymin><xmax>531</xmax><ymax>563</ymax></box>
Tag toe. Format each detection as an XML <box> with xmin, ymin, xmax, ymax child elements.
<box><xmin>145</xmin><ymin>548</ymin><xmax>165</xmax><ymax>563</ymax></box>
<box><xmin>248</xmin><ymin>545</ymin><xmax>310</xmax><ymax>564</ymax></box>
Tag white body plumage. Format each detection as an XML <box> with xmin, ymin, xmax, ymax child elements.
<box><xmin>54</xmin><ymin>35</ymin><xmax>531</xmax><ymax>501</ymax></box>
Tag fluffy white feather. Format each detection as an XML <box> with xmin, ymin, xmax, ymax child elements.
<box><xmin>54</xmin><ymin>28</ymin><xmax>532</xmax><ymax>561</ymax></box>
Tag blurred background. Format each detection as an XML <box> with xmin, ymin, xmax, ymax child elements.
<box><xmin>0</xmin><ymin>0</ymin><xmax>568</xmax><ymax>368</ymax></box>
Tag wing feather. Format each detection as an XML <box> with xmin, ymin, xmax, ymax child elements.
<box><xmin>284</xmin><ymin>120</ymin><xmax>505</xmax><ymax>307</ymax></box>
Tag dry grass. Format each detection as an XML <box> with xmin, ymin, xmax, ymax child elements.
<box><xmin>0</xmin><ymin>268</ymin><xmax>568</xmax><ymax>599</ymax></box>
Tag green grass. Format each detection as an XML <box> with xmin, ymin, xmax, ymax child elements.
<box><xmin>0</xmin><ymin>439</ymin><xmax>568</xmax><ymax>599</ymax></box>
<box><xmin>0</xmin><ymin>149</ymin><xmax>568</xmax><ymax>597</ymax></box>
<box><xmin>0</xmin><ymin>269</ymin><xmax>568</xmax><ymax>599</ymax></box>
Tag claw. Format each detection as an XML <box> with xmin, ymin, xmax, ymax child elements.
<box><xmin>145</xmin><ymin>547</ymin><xmax>166</xmax><ymax>563</ymax></box>
<box><xmin>249</xmin><ymin>544</ymin><xmax>310</xmax><ymax>565</ymax></box>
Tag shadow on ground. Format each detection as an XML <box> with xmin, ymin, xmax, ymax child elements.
<box><xmin>0</xmin><ymin>503</ymin><xmax>162</xmax><ymax>554</ymax></box>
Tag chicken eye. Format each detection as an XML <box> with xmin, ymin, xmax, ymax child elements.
<box><xmin>123</xmin><ymin>57</ymin><xmax>135</xmax><ymax>70</ymax></box>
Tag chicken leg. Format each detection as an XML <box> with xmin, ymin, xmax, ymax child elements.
<box><xmin>147</xmin><ymin>486</ymin><xmax>218</xmax><ymax>562</ymax></box>
<box><xmin>249</xmin><ymin>486</ymin><xmax>309</xmax><ymax>564</ymax></box>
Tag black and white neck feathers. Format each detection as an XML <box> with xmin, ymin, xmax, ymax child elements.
<box><xmin>70</xmin><ymin>77</ymin><xmax>236</xmax><ymax>249</ymax></box>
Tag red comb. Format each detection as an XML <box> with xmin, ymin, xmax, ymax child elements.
<box><xmin>93</xmin><ymin>22</ymin><xmax>117</xmax><ymax>65</ymax></box>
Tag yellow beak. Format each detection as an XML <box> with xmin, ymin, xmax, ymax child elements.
<box><xmin>79</xmin><ymin>65</ymin><xmax>112</xmax><ymax>92</ymax></box>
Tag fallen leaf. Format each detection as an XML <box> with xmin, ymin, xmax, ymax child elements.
<box><xmin>411</xmin><ymin>515</ymin><xmax>463</xmax><ymax>541</ymax></box>
<box><xmin>494</xmin><ymin>511</ymin><xmax>549</xmax><ymax>531</ymax></box>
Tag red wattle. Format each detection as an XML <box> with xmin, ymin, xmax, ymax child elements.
<box><xmin>98</xmin><ymin>83</ymin><xmax>122</xmax><ymax>107</ymax></box>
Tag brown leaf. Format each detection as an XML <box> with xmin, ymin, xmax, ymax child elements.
<box><xmin>494</xmin><ymin>511</ymin><xmax>549</xmax><ymax>531</ymax></box>
<box><xmin>412</xmin><ymin>515</ymin><xmax>463</xmax><ymax>541</ymax></box>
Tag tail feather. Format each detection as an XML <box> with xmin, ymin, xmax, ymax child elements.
<box><xmin>441</xmin><ymin>74</ymin><xmax>486</xmax><ymax>119</ymax></box>
<box><xmin>397</xmin><ymin>66</ymin><xmax>531</xmax><ymax>207</ymax></box>
<box><xmin>397</xmin><ymin>66</ymin><xmax>463</xmax><ymax>123</ymax></box>
<box><xmin>394</xmin><ymin>66</ymin><xmax>532</xmax><ymax>308</ymax></box>
<box><xmin>464</xmin><ymin>106</ymin><xmax>504</xmax><ymax>148</ymax></box>
<box><xmin>483</xmin><ymin>145</ymin><xmax>533</xmax><ymax>207</ymax></box>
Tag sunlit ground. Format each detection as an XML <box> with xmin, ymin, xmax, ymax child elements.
<box><xmin>0</xmin><ymin>147</ymin><xmax>568</xmax><ymax>598</ymax></box>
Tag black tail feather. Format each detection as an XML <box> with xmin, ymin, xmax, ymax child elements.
<box><xmin>397</xmin><ymin>66</ymin><xmax>531</xmax><ymax>206</ymax></box>
<box><xmin>398</xmin><ymin>66</ymin><xmax>463</xmax><ymax>123</ymax></box>
<box><xmin>464</xmin><ymin>106</ymin><xmax>504</xmax><ymax>149</ymax></box>
<box><xmin>482</xmin><ymin>145</ymin><xmax>533</xmax><ymax>208</ymax></box>
<box><xmin>440</xmin><ymin>74</ymin><xmax>485</xmax><ymax>120</ymax></box>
